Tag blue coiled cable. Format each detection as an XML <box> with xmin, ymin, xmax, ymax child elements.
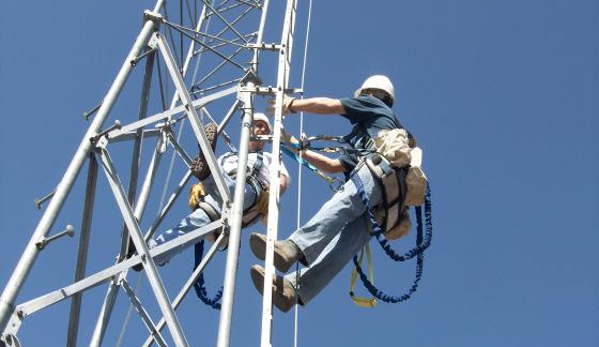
<box><xmin>193</xmin><ymin>240</ymin><xmax>223</xmax><ymax>310</ymax></box>
<box><xmin>350</xmin><ymin>171</ymin><xmax>433</xmax><ymax>303</ymax></box>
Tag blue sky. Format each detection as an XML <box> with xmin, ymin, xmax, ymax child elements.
<box><xmin>1</xmin><ymin>1</ymin><xmax>598</xmax><ymax>346</ymax></box>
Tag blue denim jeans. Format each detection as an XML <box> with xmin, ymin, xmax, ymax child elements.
<box><xmin>148</xmin><ymin>164</ymin><xmax>257</xmax><ymax>265</ymax></box>
<box><xmin>286</xmin><ymin>164</ymin><xmax>382</xmax><ymax>304</ymax></box>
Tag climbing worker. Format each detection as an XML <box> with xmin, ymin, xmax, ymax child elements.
<box><xmin>138</xmin><ymin>113</ymin><xmax>290</xmax><ymax>269</ymax></box>
<box><xmin>249</xmin><ymin>75</ymin><xmax>415</xmax><ymax>312</ymax></box>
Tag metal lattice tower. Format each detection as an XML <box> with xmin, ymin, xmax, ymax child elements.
<box><xmin>0</xmin><ymin>0</ymin><xmax>300</xmax><ymax>346</ymax></box>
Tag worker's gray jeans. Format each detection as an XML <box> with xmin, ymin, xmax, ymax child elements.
<box><xmin>148</xmin><ymin>167</ymin><xmax>257</xmax><ymax>266</ymax></box>
<box><xmin>287</xmin><ymin>164</ymin><xmax>382</xmax><ymax>304</ymax></box>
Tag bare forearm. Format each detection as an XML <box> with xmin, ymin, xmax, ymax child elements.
<box><xmin>290</xmin><ymin>97</ymin><xmax>345</xmax><ymax>115</ymax></box>
<box><xmin>299</xmin><ymin>149</ymin><xmax>346</xmax><ymax>174</ymax></box>
<box><xmin>263</xmin><ymin>175</ymin><xmax>289</xmax><ymax>195</ymax></box>
<box><xmin>279</xmin><ymin>175</ymin><xmax>289</xmax><ymax>193</ymax></box>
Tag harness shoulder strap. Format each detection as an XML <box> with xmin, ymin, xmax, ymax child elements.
<box><xmin>248</xmin><ymin>150</ymin><xmax>263</xmax><ymax>179</ymax></box>
<box><xmin>241</xmin><ymin>178</ymin><xmax>264</xmax><ymax>227</ymax></box>
<box><xmin>239</xmin><ymin>150</ymin><xmax>266</xmax><ymax>227</ymax></box>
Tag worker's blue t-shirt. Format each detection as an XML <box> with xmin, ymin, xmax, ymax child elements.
<box><xmin>338</xmin><ymin>95</ymin><xmax>403</xmax><ymax>175</ymax></box>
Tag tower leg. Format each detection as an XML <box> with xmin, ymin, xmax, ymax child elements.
<box><xmin>217</xmin><ymin>83</ymin><xmax>256</xmax><ymax>347</ymax></box>
<box><xmin>0</xmin><ymin>10</ymin><xmax>162</xmax><ymax>332</ymax></box>
<box><xmin>66</xmin><ymin>154</ymin><xmax>99</xmax><ymax>347</ymax></box>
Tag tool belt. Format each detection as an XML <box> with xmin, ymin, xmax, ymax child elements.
<box><xmin>188</xmin><ymin>175</ymin><xmax>268</xmax><ymax>234</ymax></box>
<box><xmin>363</xmin><ymin>153</ymin><xmax>411</xmax><ymax>240</ymax></box>
<box><xmin>359</xmin><ymin>126</ymin><xmax>428</xmax><ymax>240</ymax></box>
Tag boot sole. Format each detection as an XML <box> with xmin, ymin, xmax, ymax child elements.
<box><xmin>249</xmin><ymin>233</ymin><xmax>293</xmax><ymax>273</ymax></box>
<box><xmin>250</xmin><ymin>265</ymin><xmax>294</xmax><ymax>313</ymax></box>
<box><xmin>191</xmin><ymin>123</ymin><xmax>218</xmax><ymax>180</ymax></box>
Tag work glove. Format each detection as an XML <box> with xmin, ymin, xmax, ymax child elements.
<box><xmin>267</xmin><ymin>96</ymin><xmax>296</xmax><ymax>116</ymax></box>
<box><xmin>188</xmin><ymin>183</ymin><xmax>206</xmax><ymax>210</ymax></box>
<box><xmin>281</xmin><ymin>127</ymin><xmax>302</xmax><ymax>150</ymax></box>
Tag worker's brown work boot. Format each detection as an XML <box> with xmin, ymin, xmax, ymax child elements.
<box><xmin>190</xmin><ymin>122</ymin><xmax>218</xmax><ymax>180</ymax></box>
<box><xmin>250</xmin><ymin>265</ymin><xmax>297</xmax><ymax>313</ymax></box>
<box><xmin>249</xmin><ymin>232</ymin><xmax>303</xmax><ymax>273</ymax></box>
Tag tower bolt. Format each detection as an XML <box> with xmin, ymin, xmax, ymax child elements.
<box><xmin>34</xmin><ymin>189</ymin><xmax>56</xmax><ymax>210</ymax></box>
<box><xmin>83</xmin><ymin>101</ymin><xmax>103</xmax><ymax>121</ymax></box>
<box><xmin>35</xmin><ymin>225</ymin><xmax>75</xmax><ymax>250</ymax></box>
<box><xmin>91</xmin><ymin>120</ymin><xmax>122</xmax><ymax>143</ymax></box>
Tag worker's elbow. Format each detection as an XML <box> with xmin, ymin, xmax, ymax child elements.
<box><xmin>324</xmin><ymin>99</ymin><xmax>345</xmax><ymax>115</ymax></box>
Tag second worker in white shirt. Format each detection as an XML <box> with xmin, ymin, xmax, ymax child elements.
<box><xmin>147</xmin><ymin>113</ymin><xmax>290</xmax><ymax>266</ymax></box>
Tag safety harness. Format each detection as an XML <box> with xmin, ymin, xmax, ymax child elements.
<box><xmin>238</xmin><ymin>150</ymin><xmax>269</xmax><ymax>227</ymax></box>
<box><xmin>189</xmin><ymin>150</ymin><xmax>269</xmax><ymax>227</ymax></box>
<box><xmin>191</xmin><ymin>150</ymin><xmax>270</xmax><ymax>309</ymax></box>
<box><xmin>284</xmin><ymin>127</ymin><xmax>433</xmax><ymax>307</ymax></box>
<box><xmin>350</xmin><ymin>166</ymin><xmax>432</xmax><ymax>305</ymax></box>
<box><xmin>347</xmin><ymin>128</ymin><xmax>433</xmax><ymax>307</ymax></box>
<box><xmin>364</xmin><ymin>153</ymin><xmax>410</xmax><ymax>240</ymax></box>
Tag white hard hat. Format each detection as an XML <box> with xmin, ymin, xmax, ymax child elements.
<box><xmin>354</xmin><ymin>75</ymin><xmax>395</xmax><ymax>104</ymax></box>
<box><xmin>253</xmin><ymin>112</ymin><xmax>271</xmax><ymax>132</ymax></box>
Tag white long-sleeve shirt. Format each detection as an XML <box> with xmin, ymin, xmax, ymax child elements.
<box><xmin>218</xmin><ymin>151</ymin><xmax>289</xmax><ymax>186</ymax></box>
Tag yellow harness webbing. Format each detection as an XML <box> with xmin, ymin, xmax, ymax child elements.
<box><xmin>349</xmin><ymin>242</ymin><xmax>377</xmax><ymax>308</ymax></box>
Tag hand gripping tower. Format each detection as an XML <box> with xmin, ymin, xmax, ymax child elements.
<box><xmin>0</xmin><ymin>0</ymin><xmax>301</xmax><ymax>346</ymax></box>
